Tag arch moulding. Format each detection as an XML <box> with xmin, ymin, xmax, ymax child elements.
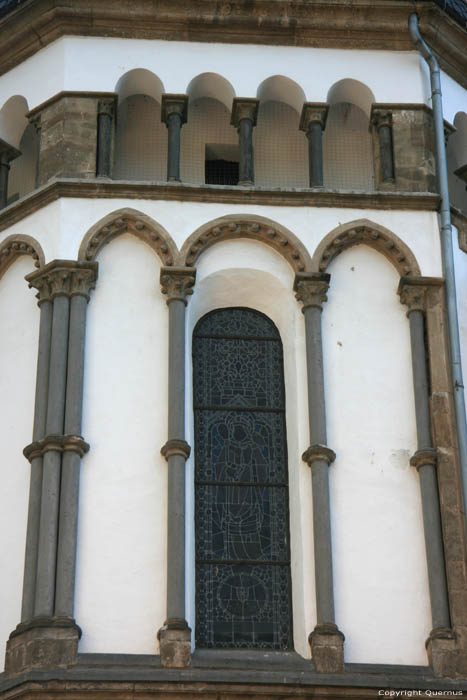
<box><xmin>180</xmin><ymin>215</ymin><xmax>313</xmax><ymax>272</ymax></box>
<box><xmin>78</xmin><ymin>208</ymin><xmax>179</xmax><ymax>266</ymax></box>
<box><xmin>311</xmin><ymin>219</ymin><xmax>421</xmax><ymax>277</ymax></box>
<box><xmin>0</xmin><ymin>234</ymin><xmax>44</xmax><ymax>279</ymax></box>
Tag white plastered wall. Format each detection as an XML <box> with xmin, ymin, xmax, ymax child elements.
<box><xmin>0</xmin><ymin>256</ymin><xmax>38</xmax><ymax>671</ymax></box>
<box><xmin>76</xmin><ymin>234</ymin><xmax>168</xmax><ymax>654</ymax></box>
<box><xmin>453</xmin><ymin>228</ymin><xmax>467</xmax><ymax>420</ymax></box>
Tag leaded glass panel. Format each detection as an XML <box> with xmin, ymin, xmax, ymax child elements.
<box><xmin>193</xmin><ymin>307</ymin><xmax>292</xmax><ymax>650</ymax></box>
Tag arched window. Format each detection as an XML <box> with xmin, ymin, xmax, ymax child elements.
<box><xmin>193</xmin><ymin>307</ymin><xmax>293</xmax><ymax>650</ymax></box>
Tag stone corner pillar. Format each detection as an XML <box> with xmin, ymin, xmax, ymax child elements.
<box><xmin>96</xmin><ymin>96</ymin><xmax>117</xmax><ymax>178</ymax></box>
<box><xmin>371</xmin><ymin>106</ymin><xmax>395</xmax><ymax>185</ymax></box>
<box><xmin>0</xmin><ymin>137</ymin><xmax>21</xmax><ymax>209</ymax></box>
<box><xmin>158</xmin><ymin>266</ymin><xmax>196</xmax><ymax>668</ymax></box>
<box><xmin>299</xmin><ymin>103</ymin><xmax>328</xmax><ymax>188</ymax></box>
<box><xmin>231</xmin><ymin>98</ymin><xmax>259</xmax><ymax>186</ymax></box>
<box><xmin>161</xmin><ymin>94</ymin><xmax>188</xmax><ymax>183</ymax></box>
<box><xmin>294</xmin><ymin>272</ymin><xmax>345</xmax><ymax>674</ymax></box>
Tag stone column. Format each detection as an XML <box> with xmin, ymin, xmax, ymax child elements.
<box><xmin>299</xmin><ymin>103</ymin><xmax>328</xmax><ymax>188</ymax></box>
<box><xmin>371</xmin><ymin>108</ymin><xmax>395</xmax><ymax>184</ymax></box>
<box><xmin>294</xmin><ymin>272</ymin><xmax>344</xmax><ymax>673</ymax></box>
<box><xmin>231</xmin><ymin>98</ymin><xmax>259</xmax><ymax>186</ymax></box>
<box><xmin>96</xmin><ymin>98</ymin><xmax>115</xmax><ymax>177</ymax></box>
<box><xmin>0</xmin><ymin>138</ymin><xmax>20</xmax><ymax>209</ymax></box>
<box><xmin>5</xmin><ymin>261</ymin><xmax>97</xmax><ymax>677</ymax></box>
<box><xmin>158</xmin><ymin>266</ymin><xmax>196</xmax><ymax>668</ymax></box>
<box><xmin>161</xmin><ymin>95</ymin><xmax>188</xmax><ymax>182</ymax></box>
<box><xmin>398</xmin><ymin>277</ymin><xmax>455</xmax><ymax>677</ymax></box>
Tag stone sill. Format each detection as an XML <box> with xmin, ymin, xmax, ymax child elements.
<box><xmin>0</xmin><ymin>178</ymin><xmax>441</xmax><ymax>236</ymax></box>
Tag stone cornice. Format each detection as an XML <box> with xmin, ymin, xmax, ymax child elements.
<box><xmin>0</xmin><ymin>179</ymin><xmax>441</xmax><ymax>236</ymax></box>
<box><xmin>25</xmin><ymin>259</ymin><xmax>98</xmax><ymax>303</ymax></box>
<box><xmin>0</xmin><ymin>1</ymin><xmax>466</xmax><ymax>88</ymax></box>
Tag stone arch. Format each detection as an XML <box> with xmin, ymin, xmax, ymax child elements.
<box><xmin>0</xmin><ymin>234</ymin><xmax>44</xmax><ymax>279</ymax></box>
<box><xmin>256</xmin><ymin>75</ymin><xmax>306</xmax><ymax>115</ymax></box>
<box><xmin>326</xmin><ymin>78</ymin><xmax>375</xmax><ymax>119</ymax></box>
<box><xmin>0</xmin><ymin>95</ymin><xmax>29</xmax><ymax>149</ymax></box>
<box><xmin>186</xmin><ymin>73</ymin><xmax>236</xmax><ymax>111</ymax></box>
<box><xmin>115</xmin><ymin>69</ymin><xmax>165</xmax><ymax>104</ymax></box>
<box><xmin>78</xmin><ymin>208</ymin><xmax>179</xmax><ymax>266</ymax></box>
<box><xmin>311</xmin><ymin>219</ymin><xmax>421</xmax><ymax>277</ymax></box>
<box><xmin>180</xmin><ymin>215</ymin><xmax>312</xmax><ymax>272</ymax></box>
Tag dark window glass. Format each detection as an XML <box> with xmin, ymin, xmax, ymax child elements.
<box><xmin>193</xmin><ymin>307</ymin><xmax>293</xmax><ymax>650</ymax></box>
<box><xmin>205</xmin><ymin>159</ymin><xmax>239</xmax><ymax>186</ymax></box>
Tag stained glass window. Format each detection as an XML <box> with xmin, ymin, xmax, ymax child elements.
<box><xmin>193</xmin><ymin>307</ymin><xmax>293</xmax><ymax>649</ymax></box>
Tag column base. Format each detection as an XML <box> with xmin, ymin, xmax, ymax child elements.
<box><xmin>158</xmin><ymin>620</ymin><xmax>191</xmax><ymax>668</ymax></box>
<box><xmin>426</xmin><ymin>627</ymin><xmax>457</xmax><ymax>678</ymax></box>
<box><xmin>309</xmin><ymin>623</ymin><xmax>345</xmax><ymax>673</ymax></box>
<box><xmin>5</xmin><ymin>617</ymin><xmax>81</xmax><ymax>676</ymax></box>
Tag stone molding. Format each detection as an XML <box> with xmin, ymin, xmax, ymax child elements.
<box><xmin>312</xmin><ymin>219</ymin><xmax>421</xmax><ymax>277</ymax></box>
<box><xmin>78</xmin><ymin>209</ymin><xmax>177</xmax><ymax>266</ymax></box>
<box><xmin>302</xmin><ymin>444</ymin><xmax>336</xmax><ymax>466</ymax></box>
<box><xmin>0</xmin><ymin>234</ymin><xmax>44</xmax><ymax>279</ymax></box>
<box><xmin>231</xmin><ymin>98</ymin><xmax>259</xmax><ymax>128</ymax></box>
<box><xmin>294</xmin><ymin>272</ymin><xmax>330</xmax><ymax>311</ymax></box>
<box><xmin>398</xmin><ymin>275</ymin><xmax>444</xmax><ymax>315</ymax></box>
<box><xmin>159</xmin><ymin>267</ymin><xmax>196</xmax><ymax>304</ymax></box>
<box><xmin>25</xmin><ymin>260</ymin><xmax>98</xmax><ymax>303</ymax></box>
<box><xmin>410</xmin><ymin>448</ymin><xmax>438</xmax><ymax>471</ymax></box>
<box><xmin>299</xmin><ymin>103</ymin><xmax>329</xmax><ymax>132</ymax></box>
<box><xmin>23</xmin><ymin>435</ymin><xmax>90</xmax><ymax>462</ymax></box>
<box><xmin>161</xmin><ymin>94</ymin><xmax>188</xmax><ymax>125</ymax></box>
<box><xmin>181</xmin><ymin>217</ymin><xmax>312</xmax><ymax>272</ymax></box>
<box><xmin>160</xmin><ymin>438</ymin><xmax>191</xmax><ymax>460</ymax></box>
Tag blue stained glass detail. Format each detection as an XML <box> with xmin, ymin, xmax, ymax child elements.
<box><xmin>193</xmin><ymin>307</ymin><xmax>292</xmax><ymax>650</ymax></box>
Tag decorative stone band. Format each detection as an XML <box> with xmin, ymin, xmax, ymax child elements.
<box><xmin>299</xmin><ymin>103</ymin><xmax>329</xmax><ymax>132</ymax></box>
<box><xmin>10</xmin><ymin>615</ymin><xmax>82</xmax><ymax>640</ymax></box>
<box><xmin>160</xmin><ymin>439</ymin><xmax>191</xmax><ymax>461</ymax></box>
<box><xmin>26</xmin><ymin>260</ymin><xmax>98</xmax><ymax>304</ymax></box>
<box><xmin>370</xmin><ymin>108</ymin><xmax>393</xmax><ymax>131</ymax></box>
<box><xmin>294</xmin><ymin>272</ymin><xmax>331</xmax><ymax>311</ymax></box>
<box><xmin>160</xmin><ymin>266</ymin><xmax>196</xmax><ymax>305</ymax></box>
<box><xmin>161</xmin><ymin>94</ymin><xmax>188</xmax><ymax>126</ymax></box>
<box><xmin>302</xmin><ymin>444</ymin><xmax>336</xmax><ymax>467</ymax></box>
<box><xmin>230</xmin><ymin>98</ymin><xmax>260</xmax><ymax>128</ymax></box>
<box><xmin>23</xmin><ymin>435</ymin><xmax>90</xmax><ymax>462</ymax></box>
<box><xmin>410</xmin><ymin>448</ymin><xmax>438</xmax><ymax>471</ymax></box>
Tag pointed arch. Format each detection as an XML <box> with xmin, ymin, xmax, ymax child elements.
<box><xmin>180</xmin><ymin>215</ymin><xmax>313</xmax><ymax>273</ymax></box>
<box><xmin>78</xmin><ymin>208</ymin><xmax>179</xmax><ymax>266</ymax></box>
<box><xmin>311</xmin><ymin>219</ymin><xmax>421</xmax><ymax>276</ymax></box>
<box><xmin>0</xmin><ymin>234</ymin><xmax>44</xmax><ymax>280</ymax></box>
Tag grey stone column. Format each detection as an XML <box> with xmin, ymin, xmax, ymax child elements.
<box><xmin>96</xmin><ymin>98</ymin><xmax>115</xmax><ymax>178</ymax></box>
<box><xmin>371</xmin><ymin>109</ymin><xmax>395</xmax><ymax>184</ymax></box>
<box><xmin>0</xmin><ymin>138</ymin><xmax>20</xmax><ymax>209</ymax></box>
<box><xmin>161</xmin><ymin>95</ymin><xmax>188</xmax><ymax>182</ymax></box>
<box><xmin>294</xmin><ymin>272</ymin><xmax>344</xmax><ymax>674</ymax></box>
<box><xmin>231</xmin><ymin>98</ymin><xmax>259</xmax><ymax>186</ymax></box>
<box><xmin>158</xmin><ymin>266</ymin><xmax>196</xmax><ymax>668</ymax></box>
<box><xmin>398</xmin><ymin>277</ymin><xmax>454</xmax><ymax>675</ymax></box>
<box><xmin>299</xmin><ymin>104</ymin><xmax>328</xmax><ymax>188</ymax></box>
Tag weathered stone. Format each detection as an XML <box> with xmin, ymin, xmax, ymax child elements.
<box><xmin>4</xmin><ymin>623</ymin><xmax>80</xmax><ymax>676</ymax></box>
<box><xmin>309</xmin><ymin>624</ymin><xmax>344</xmax><ymax>673</ymax></box>
<box><xmin>426</xmin><ymin>632</ymin><xmax>457</xmax><ymax>679</ymax></box>
<box><xmin>159</xmin><ymin>626</ymin><xmax>191</xmax><ymax>668</ymax></box>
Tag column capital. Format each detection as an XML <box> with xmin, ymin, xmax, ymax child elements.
<box><xmin>294</xmin><ymin>272</ymin><xmax>330</xmax><ymax>311</ymax></box>
<box><xmin>160</xmin><ymin>266</ymin><xmax>196</xmax><ymax>304</ymax></box>
<box><xmin>302</xmin><ymin>444</ymin><xmax>336</xmax><ymax>467</ymax></box>
<box><xmin>0</xmin><ymin>137</ymin><xmax>21</xmax><ymax>164</ymax></box>
<box><xmin>231</xmin><ymin>98</ymin><xmax>259</xmax><ymax>128</ymax></box>
<box><xmin>299</xmin><ymin>103</ymin><xmax>329</xmax><ymax>132</ymax></box>
<box><xmin>26</xmin><ymin>260</ymin><xmax>98</xmax><ymax>304</ymax></box>
<box><xmin>398</xmin><ymin>276</ymin><xmax>443</xmax><ymax>316</ymax></box>
<box><xmin>97</xmin><ymin>97</ymin><xmax>116</xmax><ymax>118</ymax></box>
<box><xmin>370</xmin><ymin>107</ymin><xmax>393</xmax><ymax>130</ymax></box>
<box><xmin>161</xmin><ymin>94</ymin><xmax>188</xmax><ymax>125</ymax></box>
<box><xmin>410</xmin><ymin>448</ymin><xmax>438</xmax><ymax>471</ymax></box>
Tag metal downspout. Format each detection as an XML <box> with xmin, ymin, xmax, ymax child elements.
<box><xmin>408</xmin><ymin>13</ymin><xmax>467</xmax><ymax>522</ymax></box>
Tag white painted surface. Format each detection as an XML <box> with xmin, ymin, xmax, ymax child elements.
<box><xmin>0</xmin><ymin>257</ymin><xmax>38</xmax><ymax>670</ymax></box>
<box><xmin>76</xmin><ymin>234</ymin><xmax>168</xmax><ymax>653</ymax></box>
<box><xmin>454</xmin><ymin>229</ymin><xmax>467</xmax><ymax>419</ymax></box>
<box><xmin>324</xmin><ymin>246</ymin><xmax>431</xmax><ymax>664</ymax></box>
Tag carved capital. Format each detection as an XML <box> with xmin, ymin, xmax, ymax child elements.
<box><xmin>299</xmin><ymin>102</ymin><xmax>329</xmax><ymax>132</ymax></box>
<box><xmin>0</xmin><ymin>137</ymin><xmax>21</xmax><ymax>165</ymax></box>
<box><xmin>231</xmin><ymin>98</ymin><xmax>259</xmax><ymax>128</ymax></box>
<box><xmin>160</xmin><ymin>439</ymin><xmax>191</xmax><ymax>461</ymax></box>
<box><xmin>371</xmin><ymin>108</ymin><xmax>393</xmax><ymax>131</ymax></box>
<box><xmin>26</xmin><ymin>260</ymin><xmax>98</xmax><ymax>304</ymax></box>
<box><xmin>98</xmin><ymin>98</ymin><xmax>115</xmax><ymax>118</ymax></box>
<box><xmin>302</xmin><ymin>444</ymin><xmax>336</xmax><ymax>467</ymax></box>
<box><xmin>410</xmin><ymin>448</ymin><xmax>438</xmax><ymax>471</ymax></box>
<box><xmin>294</xmin><ymin>272</ymin><xmax>330</xmax><ymax>311</ymax></box>
<box><xmin>160</xmin><ymin>266</ymin><xmax>196</xmax><ymax>304</ymax></box>
<box><xmin>23</xmin><ymin>434</ymin><xmax>90</xmax><ymax>462</ymax></box>
<box><xmin>161</xmin><ymin>94</ymin><xmax>188</xmax><ymax>125</ymax></box>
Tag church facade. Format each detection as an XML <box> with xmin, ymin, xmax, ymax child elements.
<box><xmin>0</xmin><ymin>0</ymin><xmax>467</xmax><ymax>697</ymax></box>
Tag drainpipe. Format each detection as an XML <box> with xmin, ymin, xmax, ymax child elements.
<box><xmin>408</xmin><ymin>13</ymin><xmax>467</xmax><ymax>521</ymax></box>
